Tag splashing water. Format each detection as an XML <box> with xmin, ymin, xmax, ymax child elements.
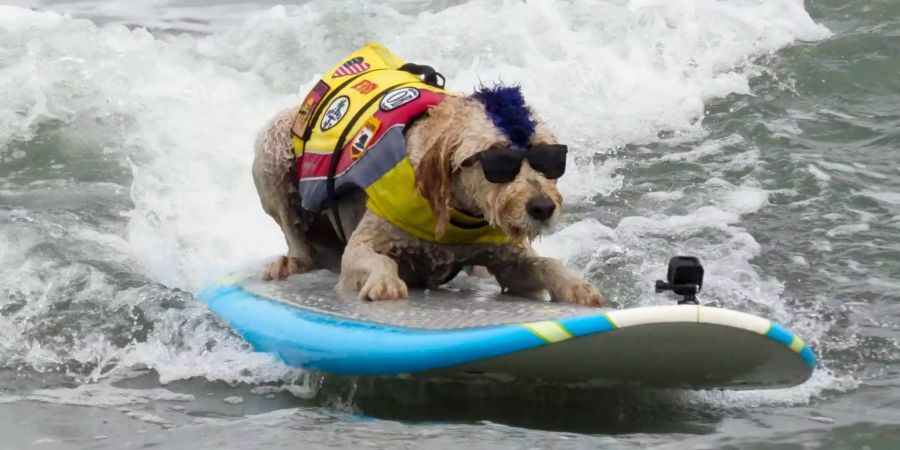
<box><xmin>2</xmin><ymin>0</ymin><xmax>899</xmax><ymax>447</ymax></box>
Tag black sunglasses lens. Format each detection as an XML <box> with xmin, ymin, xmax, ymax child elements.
<box><xmin>479</xmin><ymin>147</ymin><xmax>523</xmax><ymax>183</ymax></box>
<box><xmin>527</xmin><ymin>144</ymin><xmax>567</xmax><ymax>179</ymax></box>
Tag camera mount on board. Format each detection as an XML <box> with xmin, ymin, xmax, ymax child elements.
<box><xmin>655</xmin><ymin>256</ymin><xmax>704</xmax><ymax>305</ymax></box>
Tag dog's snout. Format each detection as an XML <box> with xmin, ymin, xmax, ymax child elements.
<box><xmin>526</xmin><ymin>196</ymin><xmax>556</xmax><ymax>221</ymax></box>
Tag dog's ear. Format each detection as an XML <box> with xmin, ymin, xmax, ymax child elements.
<box><xmin>413</xmin><ymin>98</ymin><xmax>463</xmax><ymax>238</ymax></box>
<box><xmin>415</xmin><ymin>132</ymin><xmax>454</xmax><ymax>238</ymax></box>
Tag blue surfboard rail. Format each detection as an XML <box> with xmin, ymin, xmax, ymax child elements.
<box><xmin>198</xmin><ymin>281</ymin><xmax>815</xmax><ymax>376</ymax></box>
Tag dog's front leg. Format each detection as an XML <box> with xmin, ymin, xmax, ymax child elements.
<box><xmin>489</xmin><ymin>246</ymin><xmax>604</xmax><ymax>306</ymax></box>
<box><xmin>339</xmin><ymin>242</ymin><xmax>408</xmax><ymax>300</ymax></box>
<box><xmin>337</xmin><ymin>216</ymin><xmax>408</xmax><ymax>301</ymax></box>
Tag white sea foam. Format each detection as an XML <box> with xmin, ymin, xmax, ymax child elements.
<box><xmin>533</xmin><ymin>218</ymin><xmax>617</xmax><ymax>264</ymax></box>
<box><xmin>807</xmin><ymin>164</ymin><xmax>832</xmax><ymax>182</ymax></box>
<box><xmin>859</xmin><ymin>190</ymin><xmax>900</xmax><ymax>206</ymax></box>
<box><xmin>557</xmin><ymin>156</ymin><xmax>623</xmax><ymax>205</ymax></box>
<box><xmin>659</xmin><ymin>135</ymin><xmax>743</xmax><ymax>163</ymax></box>
<box><xmin>642</xmin><ymin>190</ymin><xmax>685</xmax><ymax>202</ymax></box>
<box><xmin>682</xmin><ymin>367</ymin><xmax>858</xmax><ymax>410</ymax></box>
<box><xmin>827</xmin><ymin>223</ymin><xmax>870</xmax><ymax>237</ymax></box>
<box><xmin>819</xmin><ymin>161</ymin><xmax>888</xmax><ymax>180</ymax></box>
<box><xmin>28</xmin><ymin>384</ymin><xmax>195</xmax><ymax>407</ymax></box>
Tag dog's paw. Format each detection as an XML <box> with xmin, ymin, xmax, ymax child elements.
<box><xmin>359</xmin><ymin>273</ymin><xmax>409</xmax><ymax>301</ymax></box>
<box><xmin>550</xmin><ymin>279</ymin><xmax>604</xmax><ymax>307</ymax></box>
<box><xmin>262</xmin><ymin>256</ymin><xmax>313</xmax><ymax>281</ymax></box>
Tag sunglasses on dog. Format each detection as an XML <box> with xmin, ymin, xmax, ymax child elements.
<box><xmin>461</xmin><ymin>144</ymin><xmax>568</xmax><ymax>183</ymax></box>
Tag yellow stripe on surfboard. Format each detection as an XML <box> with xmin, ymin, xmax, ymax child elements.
<box><xmin>789</xmin><ymin>336</ymin><xmax>806</xmax><ymax>353</ymax></box>
<box><xmin>523</xmin><ymin>320</ymin><xmax>574</xmax><ymax>343</ymax></box>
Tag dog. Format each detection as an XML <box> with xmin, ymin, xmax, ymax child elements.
<box><xmin>251</xmin><ymin>43</ymin><xmax>602</xmax><ymax>306</ymax></box>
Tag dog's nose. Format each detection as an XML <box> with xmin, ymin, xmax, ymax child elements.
<box><xmin>526</xmin><ymin>196</ymin><xmax>556</xmax><ymax>221</ymax></box>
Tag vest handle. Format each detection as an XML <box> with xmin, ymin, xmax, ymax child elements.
<box><xmin>399</xmin><ymin>63</ymin><xmax>445</xmax><ymax>89</ymax></box>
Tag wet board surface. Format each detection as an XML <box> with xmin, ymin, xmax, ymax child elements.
<box><xmin>199</xmin><ymin>269</ymin><xmax>815</xmax><ymax>389</ymax></box>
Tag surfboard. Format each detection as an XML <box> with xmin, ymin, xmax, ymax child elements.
<box><xmin>198</xmin><ymin>269</ymin><xmax>815</xmax><ymax>390</ymax></box>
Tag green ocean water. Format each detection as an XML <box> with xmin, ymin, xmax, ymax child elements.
<box><xmin>1</xmin><ymin>0</ymin><xmax>899</xmax><ymax>448</ymax></box>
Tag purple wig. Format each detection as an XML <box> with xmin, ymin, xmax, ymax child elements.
<box><xmin>472</xmin><ymin>83</ymin><xmax>536</xmax><ymax>149</ymax></box>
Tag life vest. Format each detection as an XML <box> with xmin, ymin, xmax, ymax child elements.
<box><xmin>290</xmin><ymin>42</ymin><xmax>512</xmax><ymax>245</ymax></box>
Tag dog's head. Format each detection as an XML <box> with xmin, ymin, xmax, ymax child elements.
<box><xmin>408</xmin><ymin>84</ymin><xmax>566</xmax><ymax>241</ymax></box>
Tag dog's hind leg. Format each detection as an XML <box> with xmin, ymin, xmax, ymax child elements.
<box><xmin>263</xmin><ymin>208</ymin><xmax>316</xmax><ymax>281</ymax></box>
<box><xmin>252</xmin><ymin>107</ymin><xmax>316</xmax><ymax>280</ymax></box>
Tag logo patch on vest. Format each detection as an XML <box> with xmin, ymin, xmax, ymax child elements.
<box><xmin>350</xmin><ymin>117</ymin><xmax>381</xmax><ymax>160</ymax></box>
<box><xmin>380</xmin><ymin>87</ymin><xmax>420</xmax><ymax>111</ymax></box>
<box><xmin>351</xmin><ymin>79</ymin><xmax>379</xmax><ymax>94</ymax></box>
<box><xmin>333</xmin><ymin>57</ymin><xmax>370</xmax><ymax>77</ymax></box>
<box><xmin>321</xmin><ymin>96</ymin><xmax>350</xmax><ymax>131</ymax></box>
<box><xmin>291</xmin><ymin>80</ymin><xmax>330</xmax><ymax>138</ymax></box>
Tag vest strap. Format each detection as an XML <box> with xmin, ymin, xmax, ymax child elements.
<box><xmin>399</xmin><ymin>63</ymin><xmax>445</xmax><ymax>89</ymax></box>
<box><xmin>326</xmin><ymin>80</ymin><xmax>417</xmax><ymax>243</ymax></box>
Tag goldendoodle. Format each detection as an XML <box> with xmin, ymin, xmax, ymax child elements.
<box><xmin>252</xmin><ymin>43</ymin><xmax>602</xmax><ymax>306</ymax></box>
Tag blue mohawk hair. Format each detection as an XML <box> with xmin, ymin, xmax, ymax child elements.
<box><xmin>472</xmin><ymin>83</ymin><xmax>536</xmax><ymax>149</ymax></box>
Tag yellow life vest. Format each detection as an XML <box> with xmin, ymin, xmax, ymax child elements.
<box><xmin>290</xmin><ymin>42</ymin><xmax>512</xmax><ymax>245</ymax></box>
